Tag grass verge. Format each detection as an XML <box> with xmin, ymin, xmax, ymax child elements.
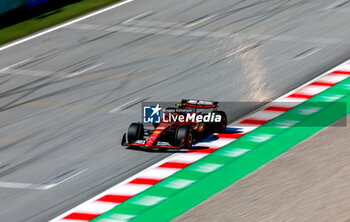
<box><xmin>0</xmin><ymin>0</ymin><xmax>123</xmax><ymax>45</ymax></box>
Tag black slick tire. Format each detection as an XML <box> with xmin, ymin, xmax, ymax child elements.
<box><xmin>127</xmin><ymin>123</ymin><xmax>144</xmax><ymax>143</ymax></box>
<box><xmin>176</xmin><ymin>125</ymin><xmax>193</xmax><ymax>149</ymax></box>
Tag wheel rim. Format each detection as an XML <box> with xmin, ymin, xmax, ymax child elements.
<box><xmin>221</xmin><ymin>116</ymin><xmax>227</xmax><ymax>131</ymax></box>
<box><xmin>187</xmin><ymin>132</ymin><xmax>192</xmax><ymax>146</ymax></box>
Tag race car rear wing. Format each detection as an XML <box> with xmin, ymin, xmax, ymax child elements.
<box><xmin>177</xmin><ymin>99</ymin><xmax>219</xmax><ymax>110</ymax></box>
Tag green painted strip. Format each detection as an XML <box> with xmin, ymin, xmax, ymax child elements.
<box><xmin>92</xmin><ymin>77</ymin><xmax>350</xmax><ymax>222</ymax></box>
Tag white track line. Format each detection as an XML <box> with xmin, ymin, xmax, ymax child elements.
<box><xmin>0</xmin><ymin>0</ymin><xmax>134</xmax><ymax>52</ymax></box>
<box><xmin>0</xmin><ymin>182</ymin><xmax>50</xmax><ymax>190</ymax></box>
<box><xmin>122</xmin><ymin>11</ymin><xmax>152</xmax><ymax>24</ymax></box>
<box><xmin>47</xmin><ymin>169</ymin><xmax>88</xmax><ymax>189</ymax></box>
<box><xmin>66</xmin><ymin>63</ymin><xmax>103</xmax><ymax>78</ymax></box>
<box><xmin>225</xmin><ymin>44</ymin><xmax>257</xmax><ymax>58</ymax></box>
<box><xmin>0</xmin><ymin>169</ymin><xmax>86</xmax><ymax>190</ymax></box>
<box><xmin>293</xmin><ymin>47</ymin><xmax>322</xmax><ymax>60</ymax></box>
<box><xmin>109</xmin><ymin>97</ymin><xmax>141</xmax><ymax>113</ymax></box>
<box><xmin>0</xmin><ymin>58</ymin><xmax>32</xmax><ymax>71</ymax></box>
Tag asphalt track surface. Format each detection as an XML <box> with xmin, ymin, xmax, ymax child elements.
<box><xmin>1</xmin><ymin>0</ymin><xmax>350</xmax><ymax>221</ymax></box>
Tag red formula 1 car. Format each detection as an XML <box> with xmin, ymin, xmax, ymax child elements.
<box><xmin>121</xmin><ymin>99</ymin><xmax>227</xmax><ymax>150</ymax></box>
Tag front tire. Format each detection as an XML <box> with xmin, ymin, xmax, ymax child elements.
<box><xmin>176</xmin><ymin>126</ymin><xmax>193</xmax><ymax>149</ymax></box>
<box><xmin>127</xmin><ymin>123</ymin><xmax>144</xmax><ymax>143</ymax></box>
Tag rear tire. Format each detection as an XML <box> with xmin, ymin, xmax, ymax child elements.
<box><xmin>211</xmin><ymin>111</ymin><xmax>227</xmax><ymax>133</ymax></box>
<box><xmin>127</xmin><ymin>123</ymin><xmax>144</xmax><ymax>143</ymax></box>
<box><xmin>176</xmin><ymin>126</ymin><xmax>193</xmax><ymax>149</ymax></box>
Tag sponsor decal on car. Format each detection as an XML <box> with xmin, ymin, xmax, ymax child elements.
<box><xmin>157</xmin><ymin>141</ymin><xmax>171</xmax><ymax>146</ymax></box>
<box><xmin>135</xmin><ymin>140</ymin><xmax>146</xmax><ymax>144</ymax></box>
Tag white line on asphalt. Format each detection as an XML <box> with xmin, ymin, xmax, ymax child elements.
<box><xmin>0</xmin><ymin>181</ymin><xmax>50</xmax><ymax>190</ymax></box>
<box><xmin>0</xmin><ymin>169</ymin><xmax>87</xmax><ymax>190</ymax></box>
<box><xmin>293</xmin><ymin>48</ymin><xmax>322</xmax><ymax>60</ymax></box>
<box><xmin>66</xmin><ymin>63</ymin><xmax>103</xmax><ymax>78</ymax></box>
<box><xmin>109</xmin><ymin>97</ymin><xmax>141</xmax><ymax>113</ymax></box>
<box><xmin>186</xmin><ymin>15</ymin><xmax>215</xmax><ymax>27</ymax></box>
<box><xmin>48</xmin><ymin>169</ymin><xmax>88</xmax><ymax>189</ymax></box>
<box><xmin>225</xmin><ymin>44</ymin><xmax>257</xmax><ymax>58</ymax></box>
<box><xmin>0</xmin><ymin>58</ymin><xmax>32</xmax><ymax>71</ymax></box>
<box><xmin>122</xmin><ymin>11</ymin><xmax>153</xmax><ymax>24</ymax></box>
<box><xmin>0</xmin><ymin>0</ymin><xmax>134</xmax><ymax>52</ymax></box>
